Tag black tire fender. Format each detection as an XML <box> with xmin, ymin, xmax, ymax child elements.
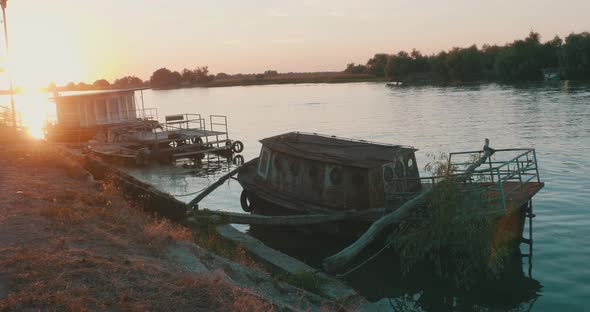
<box><xmin>231</xmin><ymin>140</ymin><xmax>244</xmax><ymax>153</ymax></box>
<box><xmin>240</xmin><ymin>190</ymin><xmax>256</xmax><ymax>213</ymax></box>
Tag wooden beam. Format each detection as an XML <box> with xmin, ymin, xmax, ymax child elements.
<box><xmin>187</xmin><ymin>158</ymin><xmax>257</xmax><ymax>208</ymax></box>
<box><xmin>186</xmin><ymin>207</ymin><xmax>390</xmax><ymax>226</ymax></box>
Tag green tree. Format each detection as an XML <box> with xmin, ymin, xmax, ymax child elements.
<box><xmin>494</xmin><ymin>32</ymin><xmax>547</xmax><ymax>81</ymax></box>
<box><xmin>92</xmin><ymin>79</ymin><xmax>110</xmax><ymax>89</ymax></box>
<box><xmin>560</xmin><ymin>32</ymin><xmax>590</xmax><ymax>79</ymax></box>
<box><xmin>344</xmin><ymin>63</ymin><xmax>368</xmax><ymax>74</ymax></box>
<box><xmin>65</xmin><ymin>82</ymin><xmax>76</xmax><ymax>90</ymax></box>
<box><xmin>193</xmin><ymin>66</ymin><xmax>212</xmax><ymax>83</ymax></box>
<box><xmin>150</xmin><ymin>68</ymin><xmax>182</xmax><ymax>88</ymax></box>
<box><xmin>446</xmin><ymin>45</ymin><xmax>484</xmax><ymax>81</ymax></box>
<box><xmin>264</xmin><ymin>70</ymin><xmax>279</xmax><ymax>77</ymax></box>
<box><xmin>366</xmin><ymin>53</ymin><xmax>389</xmax><ymax>77</ymax></box>
<box><xmin>76</xmin><ymin>82</ymin><xmax>92</xmax><ymax>90</ymax></box>
<box><xmin>216</xmin><ymin>72</ymin><xmax>230</xmax><ymax>80</ymax></box>
<box><xmin>385</xmin><ymin>51</ymin><xmax>411</xmax><ymax>81</ymax></box>
<box><xmin>181</xmin><ymin>68</ymin><xmax>196</xmax><ymax>84</ymax></box>
<box><xmin>113</xmin><ymin>76</ymin><xmax>143</xmax><ymax>89</ymax></box>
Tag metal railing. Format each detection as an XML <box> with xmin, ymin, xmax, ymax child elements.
<box><xmin>0</xmin><ymin>104</ymin><xmax>22</xmax><ymax>129</ymax></box>
<box><xmin>449</xmin><ymin>148</ymin><xmax>540</xmax><ymax>209</ymax></box>
<box><xmin>386</xmin><ymin>148</ymin><xmax>541</xmax><ymax>210</ymax></box>
<box><xmin>105</xmin><ymin>108</ymin><xmax>158</xmax><ymax>124</ymax></box>
<box><xmin>161</xmin><ymin>113</ymin><xmax>205</xmax><ymax>132</ymax></box>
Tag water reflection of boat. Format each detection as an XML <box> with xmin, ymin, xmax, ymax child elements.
<box><xmin>46</xmin><ymin>89</ymin><xmax>244</xmax><ymax>165</ymax></box>
<box><xmin>353</xmin><ymin>249</ymin><xmax>541</xmax><ymax>311</ymax></box>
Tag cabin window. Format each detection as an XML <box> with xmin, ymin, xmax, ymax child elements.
<box><xmin>383</xmin><ymin>166</ymin><xmax>394</xmax><ymax>183</ymax></box>
<box><xmin>407</xmin><ymin>158</ymin><xmax>414</xmax><ymax>170</ymax></box>
<box><xmin>329</xmin><ymin>167</ymin><xmax>343</xmax><ymax>186</ymax></box>
<box><xmin>257</xmin><ymin>148</ymin><xmax>271</xmax><ymax>179</ymax></box>
<box><xmin>395</xmin><ymin>160</ymin><xmax>405</xmax><ymax>177</ymax></box>
<box><xmin>352</xmin><ymin>173</ymin><xmax>364</xmax><ymax>186</ymax></box>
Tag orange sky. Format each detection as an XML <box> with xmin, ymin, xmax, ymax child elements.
<box><xmin>1</xmin><ymin>0</ymin><xmax>589</xmax><ymax>89</ymax></box>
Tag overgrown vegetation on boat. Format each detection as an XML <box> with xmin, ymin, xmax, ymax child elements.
<box><xmin>389</xmin><ymin>153</ymin><xmax>514</xmax><ymax>289</ymax></box>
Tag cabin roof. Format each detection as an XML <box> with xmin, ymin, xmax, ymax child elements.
<box><xmin>53</xmin><ymin>87</ymin><xmax>150</xmax><ymax>101</ymax></box>
<box><xmin>260</xmin><ymin>132</ymin><xmax>416</xmax><ymax>168</ymax></box>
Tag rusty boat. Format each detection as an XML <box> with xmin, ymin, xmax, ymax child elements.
<box><xmin>236</xmin><ymin>132</ymin><xmax>544</xmax><ymax>245</ymax></box>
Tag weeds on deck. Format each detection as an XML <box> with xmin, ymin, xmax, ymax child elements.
<box><xmin>389</xmin><ymin>153</ymin><xmax>516</xmax><ymax>289</ymax></box>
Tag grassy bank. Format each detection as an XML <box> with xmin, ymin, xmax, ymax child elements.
<box><xmin>201</xmin><ymin>74</ymin><xmax>386</xmax><ymax>88</ymax></box>
<box><xmin>0</xmin><ymin>138</ymin><xmax>342</xmax><ymax>311</ymax></box>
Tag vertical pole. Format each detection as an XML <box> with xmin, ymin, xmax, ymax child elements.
<box><xmin>1</xmin><ymin>0</ymin><xmax>16</xmax><ymax>130</ymax></box>
<box><xmin>140</xmin><ymin>89</ymin><xmax>145</xmax><ymax>118</ymax></box>
<box><xmin>528</xmin><ymin>199</ymin><xmax>534</xmax><ymax>277</ymax></box>
<box><xmin>533</xmin><ymin>149</ymin><xmax>540</xmax><ymax>183</ymax></box>
<box><xmin>488</xmin><ymin>157</ymin><xmax>494</xmax><ymax>183</ymax></box>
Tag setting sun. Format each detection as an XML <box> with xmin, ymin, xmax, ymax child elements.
<box><xmin>3</xmin><ymin>1</ymin><xmax>126</xmax><ymax>90</ymax></box>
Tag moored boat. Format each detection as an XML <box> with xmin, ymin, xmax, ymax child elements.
<box><xmin>236</xmin><ymin>132</ymin><xmax>544</xmax><ymax>242</ymax></box>
<box><xmin>46</xmin><ymin>88</ymin><xmax>244</xmax><ymax>165</ymax></box>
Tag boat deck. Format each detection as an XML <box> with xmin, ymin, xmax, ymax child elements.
<box><xmin>483</xmin><ymin>181</ymin><xmax>544</xmax><ymax>204</ymax></box>
<box><xmin>132</xmin><ymin>129</ymin><xmax>228</xmax><ymax>144</ymax></box>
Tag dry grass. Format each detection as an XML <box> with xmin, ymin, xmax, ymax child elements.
<box><xmin>0</xmin><ymin>247</ymin><xmax>271</xmax><ymax>312</ymax></box>
<box><xmin>0</xmin><ymin>142</ymin><xmax>275</xmax><ymax>311</ymax></box>
<box><xmin>190</xmin><ymin>222</ymin><xmax>265</xmax><ymax>273</ymax></box>
<box><xmin>144</xmin><ymin>217</ymin><xmax>193</xmax><ymax>242</ymax></box>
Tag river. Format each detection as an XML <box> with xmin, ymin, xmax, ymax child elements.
<box><xmin>7</xmin><ymin>81</ymin><xmax>590</xmax><ymax>310</ymax></box>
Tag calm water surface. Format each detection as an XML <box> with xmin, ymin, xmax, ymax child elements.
<box><xmin>9</xmin><ymin>82</ymin><xmax>590</xmax><ymax>310</ymax></box>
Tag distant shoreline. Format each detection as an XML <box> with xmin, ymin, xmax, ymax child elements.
<box><xmin>154</xmin><ymin>74</ymin><xmax>387</xmax><ymax>90</ymax></box>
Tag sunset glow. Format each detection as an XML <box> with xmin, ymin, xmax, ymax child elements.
<box><xmin>0</xmin><ymin>0</ymin><xmax>588</xmax><ymax>90</ymax></box>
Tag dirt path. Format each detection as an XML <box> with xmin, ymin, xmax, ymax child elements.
<box><xmin>0</xmin><ymin>141</ymin><xmax>340</xmax><ymax>311</ymax></box>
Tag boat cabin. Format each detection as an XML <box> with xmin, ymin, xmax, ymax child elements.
<box><xmin>255</xmin><ymin>132</ymin><xmax>421</xmax><ymax>210</ymax></box>
<box><xmin>53</xmin><ymin>88</ymin><xmax>151</xmax><ymax>129</ymax></box>
<box><xmin>48</xmin><ymin>88</ymin><xmax>154</xmax><ymax>142</ymax></box>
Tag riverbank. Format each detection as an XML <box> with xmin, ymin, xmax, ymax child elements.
<box><xmin>50</xmin><ymin>73</ymin><xmax>386</xmax><ymax>93</ymax></box>
<box><xmin>199</xmin><ymin>74</ymin><xmax>386</xmax><ymax>89</ymax></box>
<box><xmin>0</xmin><ymin>139</ymin><xmax>350</xmax><ymax>311</ymax></box>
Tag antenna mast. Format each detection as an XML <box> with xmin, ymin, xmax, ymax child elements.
<box><xmin>1</xmin><ymin>0</ymin><xmax>16</xmax><ymax>130</ymax></box>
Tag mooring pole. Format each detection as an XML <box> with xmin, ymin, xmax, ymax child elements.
<box><xmin>1</xmin><ymin>0</ymin><xmax>16</xmax><ymax>130</ymax></box>
<box><xmin>140</xmin><ymin>89</ymin><xmax>145</xmax><ymax>118</ymax></box>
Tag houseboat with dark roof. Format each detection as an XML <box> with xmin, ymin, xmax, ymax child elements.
<box><xmin>237</xmin><ymin>132</ymin><xmax>421</xmax><ymax>215</ymax></box>
<box><xmin>236</xmin><ymin>132</ymin><xmax>544</xmax><ymax>246</ymax></box>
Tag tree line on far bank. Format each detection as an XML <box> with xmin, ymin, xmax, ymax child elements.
<box><xmin>49</xmin><ymin>67</ymin><xmax>286</xmax><ymax>91</ymax></box>
<box><xmin>50</xmin><ymin>31</ymin><xmax>590</xmax><ymax>92</ymax></box>
<box><xmin>345</xmin><ymin>31</ymin><xmax>590</xmax><ymax>82</ymax></box>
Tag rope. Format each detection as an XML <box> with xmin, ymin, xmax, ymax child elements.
<box><xmin>168</xmin><ymin>186</ymin><xmax>209</xmax><ymax>197</ymax></box>
<box><xmin>336</xmin><ymin>240</ymin><xmax>394</xmax><ymax>278</ymax></box>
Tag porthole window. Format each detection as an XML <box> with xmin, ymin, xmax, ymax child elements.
<box><xmin>407</xmin><ymin>158</ymin><xmax>414</xmax><ymax>170</ymax></box>
<box><xmin>330</xmin><ymin>168</ymin><xmax>343</xmax><ymax>186</ymax></box>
